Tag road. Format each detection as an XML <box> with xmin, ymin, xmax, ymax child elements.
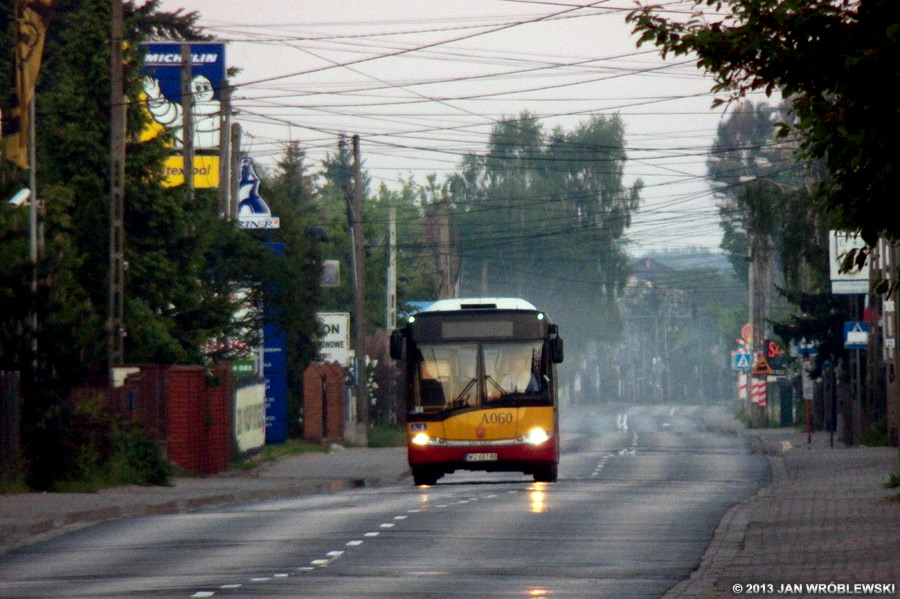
<box><xmin>0</xmin><ymin>404</ymin><xmax>768</xmax><ymax>599</ymax></box>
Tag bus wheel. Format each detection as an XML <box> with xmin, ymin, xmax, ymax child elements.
<box><xmin>533</xmin><ymin>464</ymin><xmax>558</xmax><ymax>483</ymax></box>
<box><xmin>412</xmin><ymin>466</ymin><xmax>440</xmax><ymax>486</ymax></box>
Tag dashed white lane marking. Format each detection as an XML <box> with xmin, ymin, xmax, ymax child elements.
<box><xmin>187</xmin><ymin>491</ymin><xmax>511</xmax><ymax>596</ymax></box>
<box><xmin>594</xmin><ymin>433</ymin><xmax>639</xmax><ymax>476</ymax></box>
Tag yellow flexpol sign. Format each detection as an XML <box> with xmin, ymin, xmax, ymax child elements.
<box><xmin>140</xmin><ymin>42</ymin><xmax>225</xmax><ymax>188</ymax></box>
<box><xmin>162</xmin><ymin>155</ymin><xmax>220</xmax><ymax>188</ymax></box>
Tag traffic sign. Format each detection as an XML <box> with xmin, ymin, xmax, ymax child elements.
<box><xmin>751</xmin><ymin>355</ymin><xmax>774</xmax><ymax>375</ymax></box>
<box><xmin>732</xmin><ymin>352</ymin><xmax>751</xmax><ymax>371</ymax></box>
<box><xmin>844</xmin><ymin>322</ymin><xmax>868</xmax><ymax>349</ymax></box>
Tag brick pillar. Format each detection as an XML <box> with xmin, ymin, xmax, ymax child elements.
<box><xmin>323</xmin><ymin>362</ymin><xmax>346</xmax><ymax>444</ymax></box>
<box><xmin>303</xmin><ymin>364</ymin><xmax>326</xmax><ymax>443</ymax></box>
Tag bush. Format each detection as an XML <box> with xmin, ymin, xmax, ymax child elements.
<box><xmin>25</xmin><ymin>393</ymin><xmax>171</xmax><ymax>491</ymax></box>
<box><xmin>367</xmin><ymin>425</ymin><xmax>406</xmax><ymax>448</ymax></box>
<box><xmin>108</xmin><ymin>427</ymin><xmax>172</xmax><ymax>486</ymax></box>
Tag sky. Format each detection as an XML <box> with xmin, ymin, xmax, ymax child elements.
<box><xmin>156</xmin><ymin>0</ymin><xmax>772</xmax><ymax>256</ymax></box>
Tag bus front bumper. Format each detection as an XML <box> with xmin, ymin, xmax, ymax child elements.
<box><xmin>407</xmin><ymin>435</ymin><xmax>558</xmax><ymax>472</ymax></box>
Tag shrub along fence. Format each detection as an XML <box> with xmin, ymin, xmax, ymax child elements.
<box><xmin>72</xmin><ymin>364</ymin><xmax>235</xmax><ymax>475</ymax></box>
<box><xmin>1</xmin><ymin>371</ymin><xmax>21</xmax><ymax>477</ymax></box>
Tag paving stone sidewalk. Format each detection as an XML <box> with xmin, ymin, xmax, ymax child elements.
<box><xmin>665</xmin><ymin>421</ymin><xmax>900</xmax><ymax>599</ymax></box>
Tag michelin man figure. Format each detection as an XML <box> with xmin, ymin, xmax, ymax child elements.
<box><xmin>143</xmin><ymin>74</ymin><xmax>220</xmax><ymax>149</ymax></box>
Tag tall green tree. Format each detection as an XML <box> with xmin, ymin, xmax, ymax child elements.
<box><xmin>628</xmin><ymin>0</ymin><xmax>900</xmax><ymax>263</ymax></box>
<box><xmin>256</xmin><ymin>143</ymin><xmax>324</xmax><ymax>436</ymax></box>
<box><xmin>450</xmin><ymin>112</ymin><xmax>641</xmax><ymax>369</ymax></box>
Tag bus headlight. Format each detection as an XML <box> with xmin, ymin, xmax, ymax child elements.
<box><xmin>522</xmin><ymin>428</ymin><xmax>551</xmax><ymax>445</ymax></box>
<box><xmin>411</xmin><ymin>432</ymin><xmax>431</xmax><ymax>446</ymax></box>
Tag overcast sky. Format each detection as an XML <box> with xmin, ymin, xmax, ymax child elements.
<box><xmin>157</xmin><ymin>0</ymin><xmax>772</xmax><ymax>255</ymax></box>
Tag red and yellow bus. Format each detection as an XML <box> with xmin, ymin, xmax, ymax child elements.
<box><xmin>390</xmin><ymin>298</ymin><xmax>564</xmax><ymax>486</ymax></box>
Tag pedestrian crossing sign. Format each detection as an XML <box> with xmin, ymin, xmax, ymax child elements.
<box><xmin>732</xmin><ymin>352</ymin><xmax>751</xmax><ymax>371</ymax></box>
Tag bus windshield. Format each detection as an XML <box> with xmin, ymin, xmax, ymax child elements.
<box><xmin>415</xmin><ymin>340</ymin><xmax>547</xmax><ymax>412</ymax></box>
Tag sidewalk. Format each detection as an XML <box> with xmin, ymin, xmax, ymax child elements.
<box><xmin>665</xmin><ymin>417</ymin><xmax>900</xmax><ymax>598</ymax></box>
<box><xmin>0</xmin><ymin>446</ymin><xmax>409</xmax><ymax>555</ymax></box>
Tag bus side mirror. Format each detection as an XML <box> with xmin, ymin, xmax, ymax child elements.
<box><xmin>550</xmin><ymin>336</ymin><xmax>564</xmax><ymax>364</ymax></box>
<box><xmin>390</xmin><ymin>330</ymin><xmax>404</xmax><ymax>360</ymax></box>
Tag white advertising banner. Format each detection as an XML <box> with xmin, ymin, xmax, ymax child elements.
<box><xmin>829</xmin><ymin>231</ymin><xmax>869</xmax><ymax>294</ymax></box>
<box><xmin>318</xmin><ymin>312</ymin><xmax>351</xmax><ymax>366</ymax></box>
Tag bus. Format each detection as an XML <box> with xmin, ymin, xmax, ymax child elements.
<box><xmin>390</xmin><ymin>298</ymin><xmax>564</xmax><ymax>486</ymax></box>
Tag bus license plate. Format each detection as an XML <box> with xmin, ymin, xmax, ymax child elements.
<box><xmin>465</xmin><ymin>452</ymin><xmax>498</xmax><ymax>462</ymax></box>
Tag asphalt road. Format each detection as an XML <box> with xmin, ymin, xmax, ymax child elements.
<box><xmin>0</xmin><ymin>404</ymin><xmax>769</xmax><ymax>599</ymax></box>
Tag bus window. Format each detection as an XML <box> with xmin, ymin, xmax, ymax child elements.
<box><xmin>484</xmin><ymin>342</ymin><xmax>543</xmax><ymax>402</ymax></box>
<box><xmin>417</xmin><ymin>344</ymin><xmax>478</xmax><ymax>410</ymax></box>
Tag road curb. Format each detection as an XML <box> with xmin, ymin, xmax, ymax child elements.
<box><xmin>0</xmin><ymin>472</ymin><xmax>408</xmax><ymax>556</ymax></box>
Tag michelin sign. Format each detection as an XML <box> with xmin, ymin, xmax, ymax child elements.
<box><xmin>237</xmin><ymin>158</ymin><xmax>280</xmax><ymax>230</ymax></box>
<box><xmin>140</xmin><ymin>42</ymin><xmax>225</xmax><ymax>188</ymax></box>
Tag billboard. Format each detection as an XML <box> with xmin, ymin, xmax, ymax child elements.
<box><xmin>317</xmin><ymin>312</ymin><xmax>351</xmax><ymax>366</ymax></box>
<box><xmin>829</xmin><ymin>231</ymin><xmax>869</xmax><ymax>294</ymax></box>
<box><xmin>140</xmin><ymin>42</ymin><xmax>226</xmax><ymax>188</ymax></box>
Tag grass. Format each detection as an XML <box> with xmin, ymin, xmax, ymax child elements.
<box><xmin>367</xmin><ymin>425</ymin><xmax>406</xmax><ymax>448</ymax></box>
<box><xmin>0</xmin><ymin>474</ymin><xmax>28</xmax><ymax>495</ymax></box>
<box><xmin>231</xmin><ymin>439</ymin><xmax>329</xmax><ymax>471</ymax></box>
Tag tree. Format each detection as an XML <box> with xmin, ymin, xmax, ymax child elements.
<box><xmin>628</xmin><ymin>0</ymin><xmax>900</xmax><ymax>262</ymax></box>
<box><xmin>451</xmin><ymin>113</ymin><xmax>641</xmax><ymax>351</ymax></box>
<box><xmin>0</xmin><ymin>0</ymin><xmax>270</xmax><ymax>487</ymax></box>
<box><xmin>447</xmin><ymin>112</ymin><xmax>641</xmax><ymax>401</ymax></box>
<box><xmin>256</xmin><ymin>142</ymin><xmax>324</xmax><ymax>436</ymax></box>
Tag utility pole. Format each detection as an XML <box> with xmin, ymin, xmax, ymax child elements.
<box><xmin>108</xmin><ymin>0</ymin><xmax>126</xmax><ymax>375</ymax></box>
<box><xmin>218</xmin><ymin>79</ymin><xmax>231</xmax><ymax>218</ymax></box>
<box><xmin>180</xmin><ymin>44</ymin><xmax>194</xmax><ymax>200</ymax></box>
<box><xmin>437</xmin><ymin>198</ymin><xmax>455</xmax><ymax>299</ymax></box>
<box><xmin>230</xmin><ymin>122</ymin><xmax>241</xmax><ymax>218</ymax></box>
<box><xmin>386</xmin><ymin>206</ymin><xmax>397</xmax><ymax>330</ymax></box>
<box><xmin>347</xmin><ymin>135</ymin><xmax>368</xmax><ymax>444</ymax></box>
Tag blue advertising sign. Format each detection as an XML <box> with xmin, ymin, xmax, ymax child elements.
<box><xmin>263</xmin><ymin>242</ymin><xmax>287</xmax><ymax>443</ymax></box>
<box><xmin>139</xmin><ymin>42</ymin><xmax>226</xmax><ymax>187</ymax></box>
<box><xmin>263</xmin><ymin>323</ymin><xmax>287</xmax><ymax>373</ymax></box>
<box><xmin>264</xmin><ymin>372</ymin><xmax>287</xmax><ymax>443</ymax></box>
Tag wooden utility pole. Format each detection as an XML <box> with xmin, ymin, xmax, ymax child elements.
<box><xmin>348</xmin><ymin>135</ymin><xmax>368</xmax><ymax>443</ymax></box>
<box><xmin>218</xmin><ymin>80</ymin><xmax>231</xmax><ymax>218</ymax></box>
<box><xmin>180</xmin><ymin>44</ymin><xmax>194</xmax><ymax>200</ymax></box>
<box><xmin>108</xmin><ymin>0</ymin><xmax>126</xmax><ymax>374</ymax></box>
<box><xmin>437</xmin><ymin>198</ymin><xmax>454</xmax><ymax>299</ymax></box>
<box><xmin>230</xmin><ymin>122</ymin><xmax>242</xmax><ymax>218</ymax></box>
<box><xmin>386</xmin><ymin>206</ymin><xmax>397</xmax><ymax>330</ymax></box>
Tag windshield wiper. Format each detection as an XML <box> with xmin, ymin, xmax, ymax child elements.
<box><xmin>450</xmin><ymin>377</ymin><xmax>477</xmax><ymax>408</ymax></box>
<box><xmin>485</xmin><ymin>375</ymin><xmax>508</xmax><ymax>396</ymax></box>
